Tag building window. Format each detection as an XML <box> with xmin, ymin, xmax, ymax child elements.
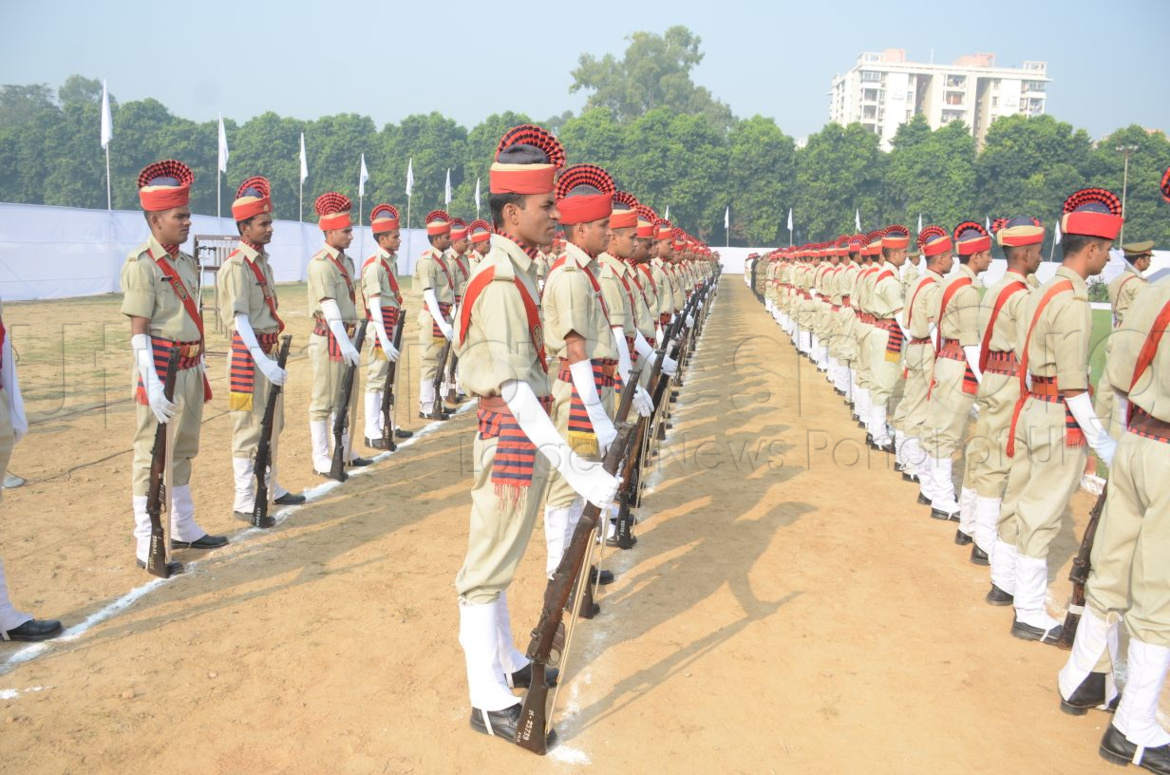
<box><xmin>1023</xmin><ymin>80</ymin><xmax>1046</xmax><ymax>93</ymax></box>
<box><xmin>991</xmin><ymin>96</ymin><xmax>998</xmax><ymax>108</ymax></box>
<box><xmin>862</xmin><ymin>88</ymin><xmax>878</xmax><ymax>102</ymax></box>
<box><xmin>945</xmin><ymin>93</ymin><xmax>964</xmax><ymax>106</ymax></box>
<box><xmin>860</xmin><ymin>70</ymin><xmax>882</xmax><ymax>83</ymax></box>
<box><xmin>945</xmin><ymin>74</ymin><xmax>966</xmax><ymax>88</ymax></box>
<box><xmin>862</xmin><ymin>105</ymin><xmax>877</xmax><ymax>119</ymax></box>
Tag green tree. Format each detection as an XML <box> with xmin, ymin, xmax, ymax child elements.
<box><xmin>1086</xmin><ymin>126</ymin><xmax>1170</xmax><ymax>248</ymax></box>
<box><xmin>795</xmin><ymin>122</ymin><xmax>886</xmax><ymax>241</ymax></box>
<box><xmin>570</xmin><ymin>26</ymin><xmax>734</xmax><ymax>129</ymax></box>
<box><xmin>886</xmin><ymin>116</ymin><xmax>976</xmax><ymax>232</ymax></box>
<box><xmin>727</xmin><ymin>115</ymin><xmax>796</xmax><ymax>245</ymax></box>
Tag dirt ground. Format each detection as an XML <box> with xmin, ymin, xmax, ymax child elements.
<box><xmin>0</xmin><ymin>279</ymin><xmax>1161</xmax><ymax>773</ymax></box>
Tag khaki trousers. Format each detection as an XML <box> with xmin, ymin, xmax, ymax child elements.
<box><xmin>1086</xmin><ymin>433</ymin><xmax>1170</xmax><ymax>647</ymax></box>
<box><xmin>962</xmin><ymin>371</ymin><xmax>1019</xmax><ymax>497</ymax></box>
<box><xmin>132</xmin><ymin>366</ymin><xmax>203</xmax><ymax>496</ymax></box>
<box><xmin>922</xmin><ymin>357</ymin><xmax>976</xmax><ymax>459</ymax></box>
<box><xmin>868</xmin><ymin>327</ymin><xmax>900</xmax><ymax>407</ymax></box>
<box><xmin>231</xmin><ymin>368</ymin><xmax>283</xmax><ymax>459</ymax></box>
<box><xmin>543</xmin><ymin>376</ymin><xmax>615</xmax><ymax>509</ymax></box>
<box><xmin>307</xmin><ymin>332</ymin><xmax>359</xmax><ymax>430</ymax></box>
<box><xmin>998</xmin><ymin>398</ymin><xmax>1087</xmax><ymax>559</ymax></box>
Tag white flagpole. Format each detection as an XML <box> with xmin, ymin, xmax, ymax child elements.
<box><xmin>724</xmin><ymin>205</ymin><xmax>730</xmax><ymax>248</ymax></box>
<box><xmin>444</xmin><ymin>168</ymin><xmax>452</xmax><ymax>208</ymax></box>
<box><xmin>475</xmin><ymin>177</ymin><xmax>481</xmax><ymax>219</ymax></box>
<box><xmin>299</xmin><ymin>132</ymin><xmax>308</xmax><ymax>222</ymax></box>
<box><xmin>101</xmin><ymin>80</ymin><xmax>113</xmax><ymax>210</ymax></box>
<box><xmin>787</xmin><ymin>207</ymin><xmax>794</xmax><ymax>247</ymax></box>
<box><xmin>405</xmin><ymin>157</ymin><xmax>414</xmax><ymax>259</ymax></box>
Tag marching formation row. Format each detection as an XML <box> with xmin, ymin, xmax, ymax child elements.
<box><xmin>0</xmin><ymin>123</ymin><xmax>720</xmax><ymax>754</ymax></box>
<box><xmin>744</xmin><ymin>171</ymin><xmax>1169</xmax><ymax>774</ymax></box>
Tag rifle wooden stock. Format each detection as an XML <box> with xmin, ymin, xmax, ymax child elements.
<box><xmin>379</xmin><ymin>309</ymin><xmax>407</xmax><ymax>452</ymax></box>
<box><xmin>329</xmin><ymin>320</ymin><xmax>368</xmax><ymax>482</ymax></box>
<box><xmin>145</xmin><ymin>347</ymin><xmax>181</xmax><ymax>578</ymax></box>
<box><xmin>1056</xmin><ymin>483</ymin><xmax>1109</xmax><ymax>650</ymax></box>
<box><xmin>431</xmin><ymin>334</ymin><xmax>453</xmax><ymax>418</ymax></box>
<box><xmin>251</xmin><ymin>335</ymin><xmax>292</xmax><ymax>528</ymax></box>
<box><xmin>445</xmin><ymin>352</ymin><xmax>460</xmax><ymax>403</ymax></box>
<box><xmin>516</xmin><ymin>365</ymin><xmax>643</xmax><ymax>755</ymax></box>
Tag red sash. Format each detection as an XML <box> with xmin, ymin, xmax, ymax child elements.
<box><xmin>458</xmin><ymin>266</ymin><xmax>547</xmax><ymax>373</ymax></box>
<box><xmin>978</xmin><ymin>278</ymin><xmax>1026</xmax><ymax>373</ymax></box>
<box><xmin>637</xmin><ymin>263</ymin><xmax>658</xmax><ymax>294</ymax></box>
<box><xmin>1126</xmin><ymin>296</ymin><xmax>1170</xmax><ymax>424</ymax></box>
<box><xmin>325</xmin><ymin>253</ymin><xmax>355</xmax><ymax>303</ymax></box>
<box><xmin>150</xmin><ymin>249</ymin><xmax>212</xmax><ymax>402</ymax></box>
<box><xmin>239</xmin><ymin>253</ymin><xmax>285</xmax><ymax>334</ymax></box>
<box><xmin>435</xmin><ymin>252</ymin><xmax>456</xmax><ymax>295</ymax></box>
<box><xmin>934</xmin><ymin>276</ymin><xmax>973</xmax><ymax>352</ymax></box>
<box><xmin>550</xmin><ymin>254</ymin><xmax>611</xmax><ymax>322</ymax></box>
<box><xmin>1006</xmin><ymin>280</ymin><xmax>1074</xmax><ymax>457</ymax></box>
<box><xmin>362</xmin><ymin>255</ymin><xmax>403</xmax><ymax>306</ymax></box>
<box><xmin>905</xmin><ymin>274</ymin><xmax>938</xmax><ymax>331</ymax></box>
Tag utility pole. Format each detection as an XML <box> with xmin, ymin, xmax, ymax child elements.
<box><xmin>1117</xmin><ymin>144</ymin><xmax>1138</xmax><ymax>246</ymax></box>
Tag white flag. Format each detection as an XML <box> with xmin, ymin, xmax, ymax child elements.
<box><xmin>299</xmin><ymin>133</ymin><xmax>308</xmax><ymax>183</ymax></box>
<box><xmin>359</xmin><ymin>154</ymin><xmax>369</xmax><ymax>196</ymax></box>
<box><xmin>664</xmin><ymin>205</ymin><xmax>670</xmax><ymax>221</ymax></box>
<box><xmin>724</xmin><ymin>206</ymin><xmax>730</xmax><ymax>229</ymax></box>
<box><xmin>787</xmin><ymin>207</ymin><xmax>793</xmax><ymax>231</ymax></box>
<box><xmin>855</xmin><ymin>209</ymin><xmax>861</xmax><ymax>231</ymax></box>
<box><xmin>985</xmin><ymin>216</ymin><xmax>991</xmax><ymax>231</ymax></box>
<box><xmin>217</xmin><ymin>114</ymin><xmax>229</xmax><ymax>174</ymax></box>
<box><xmin>444</xmin><ymin>168</ymin><xmax>452</xmax><ymax>207</ymax></box>
<box><xmin>474</xmin><ymin>177</ymin><xmax>481</xmax><ymax>215</ymax></box>
<box><xmin>405</xmin><ymin>157</ymin><xmax>414</xmax><ymax>197</ymax></box>
<box><xmin>917</xmin><ymin>213</ymin><xmax>923</xmax><ymax>234</ymax></box>
<box><xmin>1054</xmin><ymin>221</ymin><xmax>1062</xmax><ymax>245</ymax></box>
<box><xmin>100</xmin><ymin>80</ymin><xmax>113</xmax><ymax>149</ymax></box>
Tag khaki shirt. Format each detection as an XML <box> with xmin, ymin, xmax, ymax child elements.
<box><xmin>632</xmin><ymin>263</ymin><xmax>662</xmax><ymax>331</ymax></box>
<box><xmin>446</xmin><ymin>249</ymin><xmax>471</xmax><ymax>299</ymax></box>
<box><xmin>668</xmin><ymin>263</ymin><xmax>687</xmax><ymax>310</ymax></box>
<box><xmin>623</xmin><ymin>260</ymin><xmax>658</xmax><ymax>338</ymax></box>
<box><xmin>1108</xmin><ymin>263</ymin><xmax>1147</xmax><ymax>327</ymax></box>
<box><xmin>542</xmin><ymin>242</ymin><xmax>617</xmax><ymax>362</ymax></box>
<box><xmin>534</xmin><ymin>253</ymin><xmax>549</xmax><ymax>283</ymax></box>
<box><xmin>934</xmin><ymin>263</ymin><xmax>981</xmax><ymax>346</ymax></box>
<box><xmin>903</xmin><ymin>270</ymin><xmax>943</xmax><ymax>339</ymax></box>
<box><xmin>650</xmin><ymin>258</ymin><xmax>674</xmax><ymax>316</ymax></box>
<box><xmin>1106</xmin><ymin>282</ymin><xmax>1170</xmax><ymax>421</ymax></box>
<box><xmin>978</xmin><ymin>270</ymin><xmax>1031</xmax><ymax>355</ymax></box>
<box><xmin>361</xmin><ymin>248</ymin><xmax>402</xmax><ymax>311</ymax></box>
<box><xmin>218</xmin><ymin>241</ymin><xmax>281</xmax><ymax>334</ymax></box>
<box><xmin>902</xmin><ymin>261</ymin><xmax>920</xmax><ymax>295</ymax></box>
<box><xmin>1015</xmin><ymin>265</ymin><xmax>1091</xmax><ymax>390</ymax></box>
<box><xmin>119</xmin><ymin>235</ymin><xmax>203</xmax><ymax>341</ymax></box>
<box><xmin>870</xmin><ymin>261</ymin><xmax>904</xmax><ymax>320</ymax></box>
<box><xmin>856</xmin><ymin>264</ymin><xmax>880</xmax><ymax>316</ymax></box>
<box><xmin>597</xmin><ymin>253</ymin><xmax>634</xmax><ymax>337</ymax></box>
<box><xmin>307</xmin><ymin>244</ymin><xmax>357</xmax><ymax>322</ymax></box>
<box><xmin>414</xmin><ymin>246</ymin><xmax>455</xmax><ymax>304</ymax></box>
<box><xmin>454</xmin><ymin>235</ymin><xmax>550</xmax><ymax>399</ymax></box>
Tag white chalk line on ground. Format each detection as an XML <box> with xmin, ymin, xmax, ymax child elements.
<box><xmin>0</xmin><ymin>401</ymin><xmax>476</xmax><ymax>676</ymax></box>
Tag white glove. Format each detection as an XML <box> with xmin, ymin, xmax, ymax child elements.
<box><xmin>321</xmin><ymin>299</ymin><xmax>360</xmax><ymax>367</ymax></box>
<box><xmin>655</xmin><ymin>325</ymin><xmax>665</xmax><ymax>348</ymax></box>
<box><xmin>633</xmin><ymin>385</ymin><xmax>654</xmax><ymax>417</ymax></box>
<box><xmin>928</xmin><ymin>323</ymin><xmax>939</xmax><ymax>353</ymax></box>
<box><xmin>1066</xmin><ymin>391</ymin><xmax>1117</xmax><ymax>466</ymax></box>
<box><xmin>132</xmin><ymin>333</ymin><xmax>176</xmax><ymax>424</ymax></box>
<box><xmin>2</xmin><ymin>334</ymin><xmax>27</xmax><ymax>443</ymax></box>
<box><xmin>613</xmin><ymin>327</ymin><xmax>633</xmax><ymax>386</ymax></box>
<box><xmin>962</xmin><ymin>345</ymin><xmax>984</xmax><ymax>385</ymax></box>
<box><xmin>368</xmin><ymin>297</ymin><xmax>400</xmax><ymax>362</ymax></box>
<box><xmin>501</xmin><ymin>379</ymin><xmax>620</xmax><ymax>509</ymax></box>
<box><xmin>569</xmin><ymin>359</ymin><xmax>618</xmax><ymax>455</ymax></box>
<box><xmin>686</xmin><ymin>313</ymin><xmax>695</xmax><ymax>328</ymax></box>
<box><xmin>235</xmin><ymin>313</ymin><xmax>286</xmax><ymax>386</ymax></box>
<box><xmin>423</xmin><ymin>288</ymin><xmax>453</xmax><ymax>341</ymax></box>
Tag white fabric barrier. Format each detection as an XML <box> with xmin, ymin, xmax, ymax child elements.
<box><xmin>0</xmin><ymin>201</ymin><xmax>434</xmax><ymax>302</ymax></box>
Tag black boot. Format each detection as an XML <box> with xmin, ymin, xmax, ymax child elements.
<box><xmin>969</xmin><ymin>544</ymin><xmax>989</xmax><ymax>566</ymax></box>
<box><xmin>954</xmin><ymin>529</ymin><xmax>973</xmax><ymax>546</ymax></box>
<box><xmin>507</xmin><ymin>663</ymin><xmax>559</xmax><ymax>689</ymax></box>
<box><xmin>1061</xmin><ymin>672</ymin><xmax>1119</xmax><ymax>716</ymax></box>
<box><xmin>1099</xmin><ymin>724</ymin><xmax>1170</xmax><ymax>774</ymax></box>
<box><xmin>985</xmin><ymin>584</ymin><xmax>1014</xmax><ymax>606</ymax></box>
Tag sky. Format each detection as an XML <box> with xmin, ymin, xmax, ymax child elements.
<box><xmin>3</xmin><ymin>0</ymin><xmax>1168</xmax><ymax>141</ymax></box>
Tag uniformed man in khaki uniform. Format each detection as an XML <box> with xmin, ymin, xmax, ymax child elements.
<box><xmin>453</xmin><ymin>124</ymin><xmax>618</xmax><ymax>742</ymax></box>
<box><xmin>219</xmin><ymin>176</ymin><xmax>305</xmax><ymax>520</ymax></box>
<box><xmin>995</xmin><ymin>188</ymin><xmax>1123</xmax><ymax>641</ymax></box>
<box><xmin>414</xmin><ymin>210</ymin><xmax>456</xmax><ymax>419</ymax></box>
<box><xmin>650</xmin><ymin>219</ymin><xmax>678</xmax><ymax>342</ymax></box>
<box><xmin>893</xmin><ymin>227</ymin><xmax>951</xmax><ymax>491</ymax></box>
<box><xmin>852</xmin><ymin>236</ymin><xmax>884</xmax><ymax>429</ymax></box>
<box><xmin>962</xmin><ymin>217</ymin><xmax>1043</xmax><ymax>568</ymax></box>
<box><xmin>467</xmin><ymin>219</ymin><xmax>492</xmax><ymax>271</ymax></box>
<box><xmin>0</xmin><ymin>295</ymin><xmax>63</xmax><ymax>641</ymax></box>
<box><xmin>921</xmin><ymin>222</ymin><xmax>992</xmax><ymax>524</ymax></box>
<box><xmin>1095</xmin><ymin>240</ymin><xmax>1153</xmax><ymax>439</ymax></box>
<box><xmin>307</xmin><ymin>191</ymin><xmax>371</xmax><ymax>475</ymax></box>
<box><xmin>541</xmin><ymin>164</ymin><xmax>624</xmax><ymax>600</ymax></box>
<box><xmin>361</xmin><ymin>204</ymin><xmax>412</xmax><ymax>449</ymax></box>
<box><xmin>121</xmin><ymin>160</ymin><xmax>227</xmax><ymax>573</ymax></box>
<box><xmin>1057</xmin><ymin>276</ymin><xmax>1170</xmax><ymax>770</ymax></box>
<box><xmin>865</xmin><ymin>226</ymin><xmax>910</xmax><ymax>451</ymax></box>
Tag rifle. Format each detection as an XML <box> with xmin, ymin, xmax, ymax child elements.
<box><xmin>1056</xmin><ymin>483</ymin><xmax>1109</xmax><ymax>650</ymax></box>
<box><xmin>251</xmin><ymin>334</ymin><xmax>292</xmax><ymax>528</ymax></box>
<box><xmin>145</xmin><ymin>347</ymin><xmax>181</xmax><ymax>578</ymax></box>
<box><xmin>430</xmin><ymin>333</ymin><xmax>453</xmax><ymax>419</ymax></box>
<box><xmin>649</xmin><ymin>308</ymin><xmax>690</xmax><ymax>446</ymax></box>
<box><xmin>615</xmin><ymin>322</ymin><xmax>680</xmax><ymax>548</ymax></box>
<box><xmin>516</xmin><ymin>365</ymin><xmax>642</xmax><ymax>756</ymax></box>
<box><xmin>379</xmin><ymin>308</ymin><xmax>407</xmax><ymax>452</ymax></box>
<box><xmin>329</xmin><ymin>320</ymin><xmax>368</xmax><ymax>482</ymax></box>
